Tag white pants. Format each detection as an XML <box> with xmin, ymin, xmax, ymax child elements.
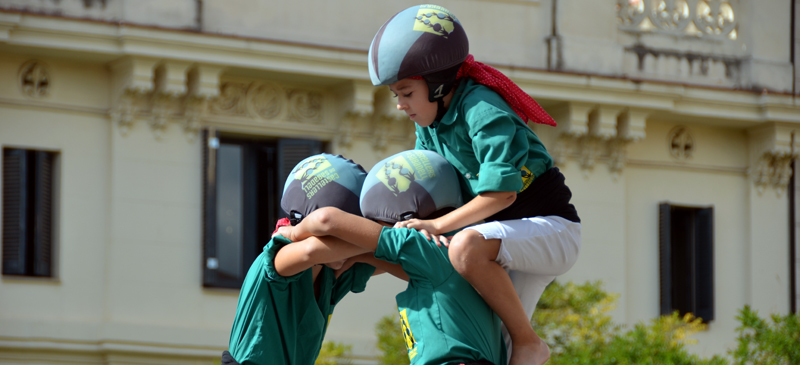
<box><xmin>468</xmin><ymin>216</ymin><xmax>582</xmax><ymax>362</ymax></box>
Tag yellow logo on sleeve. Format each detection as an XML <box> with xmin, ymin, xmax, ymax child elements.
<box><xmin>520</xmin><ymin>166</ymin><xmax>535</xmax><ymax>192</ymax></box>
<box><xmin>398</xmin><ymin>309</ymin><xmax>417</xmax><ymax>359</ymax></box>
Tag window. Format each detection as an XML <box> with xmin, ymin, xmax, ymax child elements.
<box><xmin>2</xmin><ymin>148</ymin><xmax>56</xmax><ymax>277</ymax></box>
<box><xmin>201</xmin><ymin>129</ymin><xmax>322</xmax><ymax>288</ymax></box>
<box><xmin>659</xmin><ymin>203</ymin><xmax>714</xmax><ymax>322</ymax></box>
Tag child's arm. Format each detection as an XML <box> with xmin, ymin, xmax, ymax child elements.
<box><xmin>336</xmin><ymin>252</ymin><xmax>409</xmax><ymax>281</ymax></box>
<box><xmin>394</xmin><ymin>190</ymin><xmax>516</xmax><ymax>241</ymax></box>
<box><xmin>273</xmin><ymin>207</ymin><xmax>386</xmax><ymax>276</ymax></box>
<box><xmin>274</xmin><ymin>236</ymin><xmax>371</xmax><ymax>277</ymax></box>
<box><xmin>282</xmin><ymin>207</ymin><xmax>384</xmax><ymax>251</ymax></box>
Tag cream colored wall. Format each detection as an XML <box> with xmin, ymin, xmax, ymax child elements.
<box><xmin>624</xmin><ymin>120</ymin><xmax>750</xmax><ymax>356</ymax></box>
<box><xmin>1</xmin><ymin>2</ymin><xmax>799</xmax><ymax>364</ymax></box>
<box><xmin>0</xmin><ymin>55</ymin><xmax>111</xmax><ymax>341</ymax></box>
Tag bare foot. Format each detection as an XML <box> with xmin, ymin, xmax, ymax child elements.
<box><xmin>509</xmin><ymin>338</ymin><xmax>550</xmax><ymax>365</ymax></box>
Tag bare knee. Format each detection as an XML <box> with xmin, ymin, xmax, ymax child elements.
<box><xmin>448</xmin><ymin>230</ymin><xmax>497</xmax><ymax>278</ymax></box>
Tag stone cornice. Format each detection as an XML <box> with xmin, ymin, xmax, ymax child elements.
<box><xmin>1</xmin><ymin>9</ymin><xmax>799</xmax><ymax>128</ymax></box>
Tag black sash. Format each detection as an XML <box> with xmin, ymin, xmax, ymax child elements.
<box><xmin>486</xmin><ymin>167</ymin><xmax>580</xmax><ymax>223</ymax></box>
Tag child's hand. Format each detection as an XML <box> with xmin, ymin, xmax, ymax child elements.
<box><xmin>394</xmin><ymin>219</ymin><xmax>440</xmax><ymax>234</ymax></box>
<box><xmin>273</xmin><ymin>226</ymin><xmax>294</xmax><ymax>240</ymax></box>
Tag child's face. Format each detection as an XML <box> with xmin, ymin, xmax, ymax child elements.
<box><xmin>389</xmin><ymin>78</ymin><xmax>437</xmax><ymax>128</ymax></box>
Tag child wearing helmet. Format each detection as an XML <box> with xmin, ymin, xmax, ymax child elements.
<box><xmin>368</xmin><ymin>5</ymin><xmax>582</xmax><ymax>365</ymax></box>
<box><xmin>224</xmin><ymin>154</ymin><xmax>403</xmax><ymax>365</ymax></box>
<box><xmin>277</xmin><ymin>150</ymin><xmax>506</xmax><ymax>365</ymax></box>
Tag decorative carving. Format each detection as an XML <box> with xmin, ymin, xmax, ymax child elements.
<box><xmin>747</xmin><ymin>124</ymin><xmax>798</xmax><ymax>196</ymax></box>
<box><xmin>617</xmin><ymin>0</ymin><xmax>738</xmax><ymax>40</ymax></box>
<box><xmin>552</xmin><ymin>105</ymin><xmax>647</xmax><ymax>178</ymax></box>
<box><xmin>288</xmin><ymin>90</ymin><xmax>322</xmax><ymax>123</ymax></box>
<box><xmin>651</xmin><ymin>0</ymin><xmax>691</xmax><ymax>33</ymax></box>
<box><xmin>110</xmin><ymin>90</ymin><xmax>139</xmax><ymax>136</ymax></box>
<box><xmin>247</xmin><ymin>82</ymin><xmax>284</xmax><ymax>119</ymax></box>
<box><xmin>694</xmin><ymin>0</ymin><xmax>736</xmax><ymax>37</ymax></box>
<box><xmin>150</xmin><ymin>94</ymin><xmax>174</xmax><ymax>140</ymax></box>
<box><xmin>184</xmin><ymin>96</ymin><xmax>207</xmax><ymax>142</ymax></box>
<box><xmin>210</xmin><ymin>82</ymin><xmax>323</xmax><ymax>123</ymax></box>
<box><xmin>372</xmin><ymin>115</ymin><xmax>393</xmax><ymax>152</ymax></box>
<box><xmin>668</xmin><ymin>126</ymin><xmax>694</xmax><ymax>160</ymax></box>
<box><xmin>618</xmin><ymin>0</ymin><xmax>647</xmax><ymax>27</ymax></box>
<box><xmin>19</xmin><ymin>61</ymin><xmax>49</xmax><ymax>98</ymax></box>
<box><xmin>752</xmin><ymin>153</ymin><xmax>794</xmax><ymax>196</ymax></box>
<box><xmin>212</xmin><ymin>83</ymin><xmax>248</xmax><ymax>116</ymax></box>
<box><xmin>577</xmin><ymin>137</ymin><xmax>601</xmax><ymax>178</ymax></box>
<box><xmin>337</xmin><ymin>111</ymin><xmax>367</xmax><ymax>149</ymax></box>
<box><xmin>608</xmin><ymin>139</ymin><xmax>629</xmax><ymax>180</ymax></box>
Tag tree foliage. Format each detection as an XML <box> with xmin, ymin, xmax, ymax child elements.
<box><xmin>533</xmin><ymin>280</ymin><xmax>727</xmax><ymax>365</ymax></box>
<box><xmin>315</xmin><ymin>341</ymin><xmax>353</xmax><ymax>365</ymax></box>
<box><xmin>375</xmin><ymin>312</ymin><xmax>411</xmax><ymax>365</ymax></box>
<box><xmin>373</xmin><ymin>280</ymin><xmax>800</xmax><ymax>365</ymax></box>
<box><xmin>730</xmin><ymin>305</ymin><xmax>800</xmax><ymax>365</ymax></box>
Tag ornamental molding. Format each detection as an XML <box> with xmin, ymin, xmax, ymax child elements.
<box><xmin>107</xmin><ymin>57</ymin><xmax>414</xmax><ymax>153</ymax></box>
<box><xmin>747</xmin><ymin>123</ymin><xmax>798</xmax><ymax>196</ymax></box>
<box><xmin>19</xmin><ymin>60</ymin><xmax>50</xmax><ymax>98</ymax></box>
<box><xmin>209</xmin><ymin>81</ymin><xmax>323</xmax><ymax>124</ymax></box>
<box><xmin>668</xmin><ymin>126</ymin><xmax>694</xmax><ymax>160</ymax></box>
<box><xmin>550</xmin><ymin>103</ymin><xmax>648</xmax><ymax>180</ymax></box>
<box><xmin>617</xmin><ymin>0</ymin><xmax>738</xmax><ymax>40</ymax></box>
<box><xmin>332</xmin><ymin>82</ymin><xmax>416</xmax><ymax>154</ymax></box>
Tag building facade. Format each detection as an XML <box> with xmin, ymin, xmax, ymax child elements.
<box><xmin>0</xmin><ymin>0</ymin><xmax>798</xmax><ymax>363</ymax></box>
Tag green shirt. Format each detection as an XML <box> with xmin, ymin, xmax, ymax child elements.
<box><xmin>228</xmin><ymin>235</ymin><xmax>376</xmax><ymax>365</ymax></box>
<box><xmin>415</xmin><ymin>78</ymin><xmax>553</xmax><ymax>200</ymax></box>
<box><xmin>375</xmin><ymin>227</ymin><xmax>506</xmax><ymax>365</ymax></box>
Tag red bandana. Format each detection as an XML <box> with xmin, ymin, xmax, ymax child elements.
<box><xmin>411</xmin><ymin>55</ymin><xmax>556</xmax><ymax>126</ymax></box>
<box><xmin>272</xmin><ymin>217</ymin><xmax>291</xmax><ymax>236</ymax></box>
<box><xmin>457</xmin><ymin>55</ymin><xmax>556</xmax><ymax>126</ymax></box>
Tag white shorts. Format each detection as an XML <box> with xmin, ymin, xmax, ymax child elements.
<box><xmin>468</xmin><ymin>216</ymin><xmax>581</xmax><ymax>361</ymax></box>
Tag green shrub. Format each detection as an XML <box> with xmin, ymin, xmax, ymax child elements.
<box><xmin>375</xmin><ymin>312</ymin><xmax>411</xmax><ymax>365</ymax></box>
<box><xmin>315</xmin><ymin>341</ymin><xmax>353</xmax><ymax>365</ymax></box>
<box><xmin>373</xmin><ymin>281</ymin><xmax>800</xmax><ymax>365</ymax></box>
<box><xmin>729</xmin><ymin>305</ymin><xmax>800</xmax><ymax>365</ymax></box>
<box><xmin>533</xmin><ymin>280</ymin><xmax>726</xmax><ymax>365</ymax></box>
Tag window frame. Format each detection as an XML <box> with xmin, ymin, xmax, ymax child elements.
<box><xmin>659</xmin><ymin>202</ymin><xmax>715</xmax><ymax>323</ymax></box>
<box><xmin>2</xmin><ymin>147</ymin><xmax>59</xmax><ymax>279</ymax></box>
<box><xmin>201</xmin><ymin>129</ymin><xmax>322</xmax><ymax>289</ymax></box>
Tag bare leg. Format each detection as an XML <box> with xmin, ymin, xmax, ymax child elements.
<box><xmin>448</xmin><ymin>229</ymin><xmax>549</xmax><ymax>365</ymax></box>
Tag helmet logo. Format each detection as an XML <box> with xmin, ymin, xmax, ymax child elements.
<box><xmin>291</xmin><ymin>156</ymin><xmax>342</xmax><ymax>199</ymax></box>
<box><xmin>292</xmin><ymin>156</ymin><xmax>331</xmax><ymax>182</ymax></box>
<box><xmin>413</xmin><ymin>7</ymin><xmax>455</xmax><ymax>37</ymax></box>
<box><xmin>379</xmin><ymin>159</ymin><xmax>416</xmax><ymax>196</ymax></box>
<box><xmin>377</xmin><ymin>151</ymin><xmax>437</xmax><ymax>196</ymax></box>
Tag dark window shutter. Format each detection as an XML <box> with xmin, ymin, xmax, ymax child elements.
<box><xmin>202</xmin><ymin>129</ymin><xmax>220</xmax><ymax>287</ymax></box>
<box><xmin>2</xmin><ymin>149</ymin><xmax>27</xmax><ymax>275</ymax></box>
<box><xmin>33</xmin><ymin>151</ymin><xmax>53</xmax><ymax>277</ymax></box>
<box><xmin>659</xmin><ymin>203</ymin><xmax>672</xmax><ymax>316</ymax></box>
<box><xmin>277</xmin><ymin>139</ymin><xmax>322</xmax><ymax>194</ymax></box>
<box><xmin>694</xmin><ymin>207</ymin><xmax>714</xmax><ymax>322</ymax></box>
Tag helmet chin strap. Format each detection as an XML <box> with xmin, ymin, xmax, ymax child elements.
<box><xmin>434</xmin><ymin>98</ymin><xmax>447</xmax><ymax>124</ymax></box>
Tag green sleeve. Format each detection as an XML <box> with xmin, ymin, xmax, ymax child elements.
<box><xmin>330</xmin><ymin>263</ymin><xmax>376</xmax><ymax>304</ymax></box>
<box><xmin>263</xmin><ymin>235</ymin><xmax>307</xmax><ymax>283</ymax></box>
<box><xmin>466</xmin><ymin>101</ymin><xmax>529</xmax><ymax>193</ymax></box>
<box><xmin>374</xmin><ymin>227</ymin><xmax>453</xmax><ymax>285</ymax></box>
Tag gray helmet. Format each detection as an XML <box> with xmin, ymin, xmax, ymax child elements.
<box><xmin>368</xmin><ymin>4</ymin><xmax>468</xmax><ymax>103</ymax></box>
<box><xmin>360</xmin><ymin>150</ymin><xmax>462</xmax><ymax>224</ymax></box>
